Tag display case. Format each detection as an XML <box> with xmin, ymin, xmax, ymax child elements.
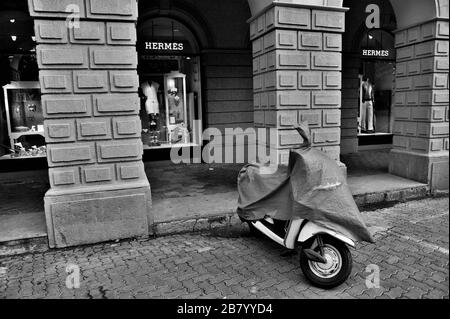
<box><xmin>164</xmin><ymin>71</ymin><xmax>189</xmax><ymax>145</ymax></box>
<box><xmin>3</xmin><ymin>81</ymin><xmax>46</xmax><ymax>158</ymax></box>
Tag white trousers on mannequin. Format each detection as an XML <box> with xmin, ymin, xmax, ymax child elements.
<box><xmin>361</xmin><ymin>101</ymin><xmax>374</xmax><ymax>132</ymax></box>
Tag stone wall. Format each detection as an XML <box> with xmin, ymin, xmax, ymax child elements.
<box><xmin>390</xmin><ymin>19</ymin><xmax>449</xmax><ymax>190</ymax></box>
<box><xmin>250</xmin><ymin>3</ymin><xmax>346</xmax><ymax>164</ymax></box>
<box><xmin>28</xmin><ymin>0</ymin><xmax>151</xmax><ymax>247</ymax></box>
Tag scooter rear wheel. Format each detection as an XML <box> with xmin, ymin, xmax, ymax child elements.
<box><xmin>299</xmin><ymin>235</ymin><xmax>352</xmax><ymax>289</ymax></box>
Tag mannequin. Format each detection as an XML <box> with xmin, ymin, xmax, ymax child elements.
<box><xmin>167</xmin><ymin>87</ymin><xmax>184</xmax><ymax>123</ymax></box>
<box><xmin>140</xmin><ymin>80</ymin><xmax>161</xmax><ymax>146</ymax></box>
<box><xmin>361</xmin><ymin>76</ymin><xmax>375</xmax><ymax>133</ymax></box>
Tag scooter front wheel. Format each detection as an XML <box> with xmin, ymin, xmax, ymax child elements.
<box><xmin>299</xmin><ymin>235</ymin><xmax>352</xmax><ymax>289</ymax></box>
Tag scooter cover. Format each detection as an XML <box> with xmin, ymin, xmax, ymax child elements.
<box><xmin>237</xmin><ymin>125</ymin><xmax>374</xmax><ymax>243</ymax></box>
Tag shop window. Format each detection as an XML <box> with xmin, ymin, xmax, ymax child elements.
<box><xmin>137</xmin><ymin>18</ymin><xmax>203</xmax><ymax>151</ymax></box>
<box><xmin>358</xmin><ymin>29</ymin><xmax>395</xmax><ymax>147</ymax></box>
<box><xmin>0</xmin><ymin>3</ymin><xmax>43</xmax><ymax>159</ymax></box>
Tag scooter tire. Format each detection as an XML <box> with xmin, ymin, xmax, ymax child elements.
<box><xmin>299</xmin><ymin>235</ymin><xmax>352</xmax><ymax>289</ymax></box>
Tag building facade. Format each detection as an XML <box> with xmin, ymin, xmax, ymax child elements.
<box><xmin>0</xmin><ymin>0</ymin><xmax>448</xmax><ymax>248</ymax></box>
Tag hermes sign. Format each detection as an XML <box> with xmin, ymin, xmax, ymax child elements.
<box><xmin>361</xmin><ymin>49</ymin><xmax>391</xmax><ymax>58</ymax></box>
<box><xmin>145</xmin><ymin>42</ymin><xmax>184</xmax><ymax>51</ymax></box>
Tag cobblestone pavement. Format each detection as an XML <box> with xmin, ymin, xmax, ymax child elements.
<box><xmin>0</xmin><ymin>197</ymin><xmax>448</xmax><ymax>299</ymax></box>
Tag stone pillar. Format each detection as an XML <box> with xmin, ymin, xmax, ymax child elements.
<box><xmin>390</xmin><ymin>19</ymin><xmax>449</xmax><ymax>191</ymax></box>
<box><xmin>250</xmin><ymin>2</ymin><xmax>347</xmax><ymax>164</ymax></box>
<box><xmin>28</xmin><ymin>0</ymin><xmax>152</xmax><ymax>248</ymax></box>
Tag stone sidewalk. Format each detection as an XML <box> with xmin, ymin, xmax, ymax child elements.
<box><xmin>0</xmin><ymin>163</ymin><xmax>429</xmax><ymax>244</ymax></box>
<box><xmin>0</xmin><ymin>197</ymin><xmax>448</xmax><ymax>299</ymax></box>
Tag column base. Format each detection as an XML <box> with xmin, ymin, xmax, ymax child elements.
<box><xmin>44</xmin><ymin>182</ymin><xmax>152</xmax><ymax>248</ymax></box>
<box><xmin>389</xmin><ymin>150</ymin><xmax>449</xmax><ymax>192</ymax></box>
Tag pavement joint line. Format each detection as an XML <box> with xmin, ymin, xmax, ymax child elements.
<box><xmin>409</xmin><ymin>211</ymin><xmax>449</xmax><ymax>224</ymax></box>
<box><xmin>388</xmin><ymin>232</ymin><xmax>449</xmax><ymax>256</ymax></box>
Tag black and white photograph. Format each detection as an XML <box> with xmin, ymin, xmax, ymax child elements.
<box><xmin>0</xmin><ymin>0</ymin><xmax>448</xmax><ymax>307</ymax></box>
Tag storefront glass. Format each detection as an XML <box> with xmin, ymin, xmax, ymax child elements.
<box><xmin>0</xmin><ymin>2</ymin><xmax>41</xmax><ymax>160</ymax></box>
<box><xmin>358</xmin><ymin>29</ymin><xmax>395</xmax><ymax>145</ymax></box>
<box><xmin>137</xmin><ymin>17</ymin><xmax>202</xmax><ymax>150</ymax></box>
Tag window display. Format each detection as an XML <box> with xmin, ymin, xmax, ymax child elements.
<box><xmin>137</xmin><ymin>17</ymin><xmax>203</xmax><ymax>152</ymax></box>
<box><xmin>139</xmin><ymin>56</ymin><xmax>202</xmax><ymax>150</ymax></box>
<box><xmin>2</xmin><ymin>81</ymin><xmax>46</xmax><ymax>158</ymax></box>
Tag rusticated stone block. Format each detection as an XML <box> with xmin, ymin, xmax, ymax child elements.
<box><xmin>116</xmin><ymin>162</ymin><xmax>144</xmax><ymax>181</ymax></box>
<box><xmin>47</xmin><ymin>142</ymin><xmax>96</xmax><ymax>167</ymax></box>
<box><xmin>277</xmin><ymin>51</ymin><xmax>310</xmax><ymax>69</ymax></box>
<box><xmin>39</xmin><ymin>70</ymin><xmax>73</xmax><ymax>94</ymax></box>
<box><xmin>403</xmin><ymin>122</ymin><xmax>417</xmax><ymax>136</ymax></box>
<box><xmin>45</xmin><ymin>187</ymin><xmax>150</xmax><ymax>248</ymax></box>
<box><xmin>311</xmin><ymin>128</ymin><xmax>341</xmax><ymax>144</ymax></box>
<box><xmin>396</xmin><ymin>62</ymin><xmax>407</xmax><ymax>76</ymax></box>
<box><xmin>396</xmin><ymin>46</ymin><xmax>414</xmax><ymax>61</ymax></box>
<box><xmin>435</xmin><ymin>56</ymin><xmax>450</xmax><ymax>72</ymax></box>
<box><xmin>70</xmin><ymin>21</ymin><xmax>106</xmax><ymax>44</ymax></box>
<box><xmin>311</xmin><ymin>10</ymin><xmax>345</xmax><ymax>32</ymax></box>
<box><xmin>107</xmin><ymin>22</ymin><xmax>137</xmax><ymax>45</ymax></box>
<box><xmin>81</xmin><ymin>165</ymin><xmax>115</xmax><ymax>183</ymax></box>
<box><xmin>277</xmin><ymin>110</ymin><xmax>298</xmax><ymax>127</ymax></box>
<box><xmin>393</xmin><ymin>136</ymin><xmax>409</xmax><ymax>149</ymax></box>
<box><xmin>407</xmin><ymin>26</ymin><xmax>421</xmax><ymax>44</ymax></box>
<box><xmin>253</xmin><ymin>74</ymin><xmax>263</xmax><ymax>91</ymax></box>
<box><xmin>265</xmin><ymin>52</ymin><xmax>276</xmax><ymax>70</ymax></box>
<box><xmin>266</xmin><ymin>30</ymin><xmax>298</xmax><ymax>51</ymax></box>
<box><xmin>34</xmin><ymin>20</ymin><xmax>68</xmax><ymax>44</ymax></box>
<box><xmin>323</xmin><ymin>33</ymin><xmax>342</xmax><ymax>51</ymax></box>
<box><xmin>323</xmin><ymin>109</ymin><xmax>341</xmax><ymax>127</ymax></box>
<box><xmin>85</xmin><ymin>0</ymin><xmax>138</xmax><ymax>21</ymax></box>
<box><xmin>298</xmin><ymin>71</ymin><xmax>322</xmax><ymax>89</ymax></box>
<box><xmin>274</xmin><ymin>71</ymin><xmax>298</xmax><ymax>89</ymax></box>
<box><xmin>49</xmin><ymin>167</ymin><xmax>80</xmax><ymax>187</ymax></box>
<box><xmin>311</xmin><ymin>52</ymin><xmax>341</xmax><ymax>70</ymax></box>
<box><xmin>312</xmin><ymin>91</ymin><xmax>341</xmax><ymax>108</ymax></box>
<box><xmin>252</xmin><ymin>37</ymin><xmax>263</xmax><ymax>55</ymax></box>
<box><xmin>407</xmin><ymin>60</ymin><xmax>421</xmax><ymax>75</ymax></box>
<box><xmin>77</xmin><ymin>117</ymin><xmax>112</xmax><ymax>140</ymax></box>
<box><xmin>323</xmin><ymin>71</ymin><xmax>341</xmax><ymax>89</ymax></box>
<box><xmin>254</xmin><ymin>110</ymin><xmax>264</xmax><ymax>125</ymax></box>
<box><xmin>117</xmin><ymin>162</ymin><xmax>146</xmax><ymax>181</ymax></box>
<box><xmin>278</xmin><ymin>130</ymin><xmax>303</xmax><ymax>147</ymax></box>
<box><xmin>393</xmin><ymin>107</ymin><xmax>411</xmax><ymax>120</ymax></box>
<box><xmin>275</xmin><ymin>6</ymin><xmax>310</xmax><ymax>29</ymax></box>
<box><xmin>93</xmin><ymin>94</ymin><xmax>139</xmax><ymax>115</ymax></box>
<box><xmin>298</xmin><ymin>32</ymin><xmax>322</xmax><ymax>51</ymax></box>
<box><xmin>113</xmin><ymin>117</ymin><xmax>141</xmax><ymax>139</ymax></box>
<box><xmin>28</xmin><ymin>0</ymin><xmax>86</xmax><ymax>18</ymax></box>
<box><xmin>395</xmin><ymin>77</ymin><xmax>413</xmax><ymax>91</ymax></box>
<box><xmin>37</xmin><ymin>45</ymin><xmax>89</xmax><ymax>69</ymax></box>
<box><xmin>406</xmin><ymin>91</ymin><xmax>419</xmax><ymax>105</ymax></box>
<box><xmin>97</xmin><ymin>139</ymin><xmax>142</xmax><ymax>162</ymax></box>
<box><xmin>278</xmin><ymin>91</ymin><xmax>310</xmax><ymax>109</ymax></box>
<box><xmin>89</xmin><ymin>46</ymin><xmax>137</xmax><ymax>69</ymax></box>
<box><xmin>73</xmin><ymin>71</ymin><xmax>108</xmax><ymax>93</ymax></box>
<box><xmin>409</xmin><ymin>137</ymin><xmax>431</xmax><ymax>152</ymax></box>
<box><xmin>45</xmin><ymin>119</ymin><xmax>76</xmax><ymax>143</ymax></box>
<box><xmin>299</xmin><ymin>110</ymin><xmax>322</xmax><ymax>127</ymax></box>
<box><xmin>42</xmin><ymin>94</ymin><xmax>92</xmax><ymax>118</ymax></box>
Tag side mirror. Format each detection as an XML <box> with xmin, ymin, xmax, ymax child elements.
<box><xmin>292</xmin><ymin>121</ymin><xmax>311</xmax><ymax>148</ymax></box>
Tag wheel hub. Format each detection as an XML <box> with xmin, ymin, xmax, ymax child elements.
<box><xmin>308</xmin><ymin>245</ymin><xmax>342</xmax><ymax>279</ymax></box>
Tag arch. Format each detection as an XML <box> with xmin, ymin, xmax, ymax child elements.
<box><xmin>388</xmin><ymin>0</ymin><xmax>443</xmax><ymax>29</ymax></box>
<box><xmin>247</xmin><ymin>0</ymin><xmax>443</xmax><ymax>28</ymax></box>
<box><xmin>247</xmin><ymin>0</ymin><xmax>344</xmax><ymax>16</ymax></box>
<box><xmin>137</xmin><ymin>6</ymin><xmax>214</xmax><ymax>50</ymax></box>
<box><xmin>137</xmin><ymin>17</ymin><xmax>200</xmax><ymax>55</ymax></box>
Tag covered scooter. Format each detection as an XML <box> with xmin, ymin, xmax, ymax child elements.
<box><xmin>237</xmin><ymin>122</ymin><xmax>374</xmax><ymax>289</ymax></box>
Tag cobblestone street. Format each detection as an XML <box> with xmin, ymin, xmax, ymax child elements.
<box><xmin>0</xmin><ymin>197</ymin><xmax>448</xmax><ymax>299</ymax></box>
